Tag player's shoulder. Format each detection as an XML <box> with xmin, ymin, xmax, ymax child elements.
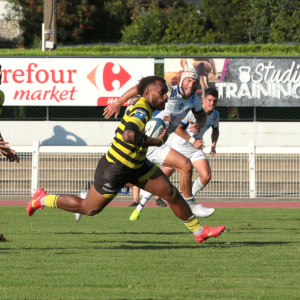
<box><xmin>213</xmin><ymin>109</ymin><xmax>220</xmax><ymax>118</ymax></box>
<box><xmin>130</xmin><ymin>97</ymin><xmax>150</xmax><ymax>111</ymax></box>
<box><xmin>188</xmin><ymin>93</ymin><xmax>201</xmax><ymax>105</ymax></box>
<box><xmin>210</xmin><ymin>109</ymin><xmax>220</xmax><ymax>121</ymax></box>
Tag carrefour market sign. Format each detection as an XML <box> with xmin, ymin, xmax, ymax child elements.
<box><xmin>0</xmin><ymin>58</ymin><xmax>154</xmax><ymax>106</ymax></box>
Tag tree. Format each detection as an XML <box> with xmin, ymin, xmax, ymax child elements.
<box><xmin>121</xmin><ymin>0</ymin><xmax>211</xmax><ymax>44</ymax></box>
<box><xmin>200</xmin><ymin>0</ymin><xmax>252</xmax><ymax>43</ymax></box>
<box><xmin>251</xmin><ymin>0</ymin><xmax>300</xmax><ymax>43</ymax></box>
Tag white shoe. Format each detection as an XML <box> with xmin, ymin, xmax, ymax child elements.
<box><xmin>186</xmin><ymin>198</ymin><xmax>215</xmax><ymax>218</ymax></box>
<box><xmin>190</xmin><ymin>204</ymin><xmax>215</xmax><ymax>218</ymax></box>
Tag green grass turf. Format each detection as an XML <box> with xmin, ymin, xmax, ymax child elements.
<box><xmin>0</xmin><ymin>206</ymin><xmax>299</xmax><ymax>300</ymax></box>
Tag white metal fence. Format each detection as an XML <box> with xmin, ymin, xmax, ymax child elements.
<box><xmin>1</xmin><ymin>141</ymin><xmax>300</xmax><ymax>199</ymax></box>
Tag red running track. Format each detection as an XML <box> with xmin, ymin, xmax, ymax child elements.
<box><xmin>1</xmin><ymin>200</ymin><xmax>300</xmax><ymax>208</ymax></box>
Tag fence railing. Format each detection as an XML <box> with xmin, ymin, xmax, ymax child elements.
<box><xmin>1</xmin><ymin>141</ymin><xmax>300</xmax><ymax>199</ymax></box>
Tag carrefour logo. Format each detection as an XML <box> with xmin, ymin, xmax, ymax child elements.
<box><xmin>87</xmin><ymin>62</ymin><xmax>131</xmax><ymax>91</ymax></box>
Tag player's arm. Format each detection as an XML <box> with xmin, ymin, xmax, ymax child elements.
<box><xmin>189</xmin><ymin>109</ymin><xmax>207</xmax><ymax>134</ymax></box>
<box><xmin>122</xmin><ymin>122</ymin><xmax>167</xmax><ymax>147</ymax></box>
<box><xmin>103</xmin><ymin>85</ymin><xmax>138</xmax><ymax>119</ymax></box>
<box><xmin>174</xmin><ymin>123</ymin><xmax>204</xmax><ymax>150</ymax></box>
<box><xmin>210</xmin><ymin>127</ymin><xmax>219</xmax><ymax>156</ymax></box>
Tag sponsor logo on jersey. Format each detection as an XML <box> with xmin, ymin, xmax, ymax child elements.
<box><xmin>133</xmin><ymin>109</ymin><xmax>147</xmax><ymax>120</ymax></box>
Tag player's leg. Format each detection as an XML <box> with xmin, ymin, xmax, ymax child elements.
<box><xmin>155</xmin><ymin>166</ymin><xmax>174</xmax><ymax>207</ymax></box>
<box><xmin>27</xmin><ymin>155</ymin><xmax>125</xmax><ymax>217</ymax></box>
<box><xmin>135</xmin><ymin>165</ymin><xmax>225</xmax><ymax>243</ymax></box>
<box><xmin>185</xmin><ymin>151</ymin><xmax>215</xmax><ymax>218</ymax></box>
<box><xmin>27</xmin><ymin>183</ymin><xmax>113</xmax><ymax>216</ymax></box>
<box><xmin>130</xmin><ymin>186</ymin><xmax>140</xmax><ymax>206</ymax></box>
<box><xmin>130</xmin><ymin>166</ymin><xmax>174</xmax><ymax>220</ymax></box>
<box><xmin>131</xmin><ymin>146</ymin><xmax>193</xmax><ymax>220</ymax></box>
<box><xmin>162</xmin><ymin>148</ymin><xmax>193</xmax><ymax>199</ymax></box>
<box><xmin>192</xmin><ymin>158</ymin><xmax>211</xmax><ymax>196</ymax></box>
<box><xmin>130</xmin><ymin>145</ymin><xmax>174</xmax><ymax>220</ymax></box>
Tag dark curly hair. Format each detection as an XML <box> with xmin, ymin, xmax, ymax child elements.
<box><xmin>204</xmin><ymin>87</ymin><xmax>218</xmax><ymax>98</ymax></box>
<box><xmin>137</xmin><ymin>76</ymin><xmax>166</xmax><ymax>96</ymax></box>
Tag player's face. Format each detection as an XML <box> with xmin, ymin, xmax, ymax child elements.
<box><xmin>203</xmin><ymin>95</ymin><xmax>217</xmax><ymax>112</ymax></box>
<box><xmin>181</xmin><ymin>78</ymin><xmax>199</xmax><ymax>98</ymax></box>
<box><xmin>148</xmin><ymin>81</ymin><xmax>169</xmax><ymax>111</ymax></box>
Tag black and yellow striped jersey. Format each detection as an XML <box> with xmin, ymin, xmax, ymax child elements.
<box><xmin>106</xmin><ymin>97</ymin><xmax>154</xmax><ymax>169</ymax></box>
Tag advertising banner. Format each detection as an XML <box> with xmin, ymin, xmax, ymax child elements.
<box><xmin>0</xmin><ymin>58</ymin><xmax>154</xmax><ymax>106</ymax></box>
<box><xmin>165</xmin><ymin>58</ymin><xmax>300</xmax><ymax>107</ymax></box>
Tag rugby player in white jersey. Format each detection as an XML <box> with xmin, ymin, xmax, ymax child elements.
<box><xmin>172</xmin><ymin>87</ymin><xmax>219</xmax><ymax>196</ymax></box>
<box><xmin>104</xmin><ymin>68</ymin><xmax>215</xmax><ymax>218</ymax></box>
<box><xmin>130</xmin><ymin>88</ymin><xmax>219</xmax><ymax>220</ymax></box>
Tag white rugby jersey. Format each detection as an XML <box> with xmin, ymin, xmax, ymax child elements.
<box><xmin>172</xmin><ymin>109</ymin><xmax>219</xmax><ymax>152</ymax></box>
<box><xmin>154</xmin><ymin>85</ymin><xmax>204</xmax><ymax>134</ymax></box>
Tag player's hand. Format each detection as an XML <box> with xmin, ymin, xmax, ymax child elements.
<box><xmin>5</xmin><ymin>149</ymin><xmax>19</xmax><ymax>163</ymax></box>
<box><xmin>163</xmin><ymin>113</ymin><xmax>172</xmax><ymax>128</ymax></box>
<box><xmin>210</xmin><ymin>146</ymin><xmax>216</xmax><ymax>156</ymax></box>
<box><xmin>193</xmin><ymin>139</ymin><xmax>205</xmax><ymax>150</ymax></box>
<box><xmin>103</xmin><ymin>101</ymin><xmax>122</xmax><ymax>119</ymax></box>
<box><xmin>0</xmin><ymin>138</ymin><xmax>10</xmax><ymax>150</ymax></box>
<box><xmin>158</xmin><ymin>127</ymin><xmax>168</xmax><ymax>144</ymax></box>
<box><xmin>188</xmin><ymin>121</ymin><xmax>201</xmax><ymax>134</ymax></box>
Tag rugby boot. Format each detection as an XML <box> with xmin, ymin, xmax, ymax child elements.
<box><xmin>194</xmin><ymin>225</ymin><xmax>225</xmax><ymax>243</ymax></box>
<box><xmin>27</xmin><ymin>188</ymin><xmax>47</xmax><ymax>216</ymax></box>
<box><xmin>129</xmin><ymin>209</ymin><xmax>141</xmax><ymax>221</ymax></box>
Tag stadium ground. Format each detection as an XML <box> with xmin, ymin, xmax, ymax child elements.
<box><xmin>1</xmin><ymin>199</ymin><xmax>300</xmax><ymax>208</ymax></box>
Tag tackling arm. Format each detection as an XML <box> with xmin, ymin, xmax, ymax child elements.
<box><xmin>103</xmin><ymin>84</ymin><xmax>139</xmax><ymax>119</ymax></box>
<box><xmin>188</xmin><ymin>110</ymin><xmax>207</xmax><ymax>134</ymax></box>
<box><xmin>174</xmin><ymin>124</ymin><xmax>204</xmax><ymax>150</ymax></box>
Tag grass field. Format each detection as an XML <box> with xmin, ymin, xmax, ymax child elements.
<box><xmin>0</xmin><ymin>206</ymin><xmax>299</xmax><ymax>300</ymax></box>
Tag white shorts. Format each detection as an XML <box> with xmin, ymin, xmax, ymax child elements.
<box><xmin>172</xmin><ymin>146</ymin><xmax>207</xmax><ymax>163</ymax></box>
<box><xmin>146</xmin><ymin>144</ymin><xmax>172</xmax><ymax>165</ymax></box>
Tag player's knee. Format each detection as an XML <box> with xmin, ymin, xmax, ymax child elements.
<box><xmin>83</xmin><ymin>205</ymin><xmax>102</xmax><ymax>216</ymax></box>
<box><xmin>181</xmin><ymin>158</ymin><xmax>193</xmax><ymax>175</ymax></box>
<box><xmin>164</xmin><ymin>185</ymin><xmax>178</xmax><ymax>202</ymax></box>
<box><xmin>202</xmin><ymin>172</ymin><xmax>211</xmax><ymax>185</ymax></box>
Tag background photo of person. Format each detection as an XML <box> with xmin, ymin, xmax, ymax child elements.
<box><xmin>165</xmin><ymin>58</ymin><xmax>225</xmax><ymax>98</ymax></box>
<box><xmin>164</xmin><ymin>58</ymin><xmax>239</xmax><ymax>119</ymax></box>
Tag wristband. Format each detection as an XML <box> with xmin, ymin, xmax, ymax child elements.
<box><xmin>164</xmin><ymin>121</ymin><xmax>170</xmax><ymax>128</ymax></box>
<box><xmin>188</xmin><ymin>137</ymin><xmax>196</xmax><ymax>144</ymax></box>
<box><xmin>158</xmin><ymin>138</ymin><xmax>164</xmax><ymax>146</ymax></box>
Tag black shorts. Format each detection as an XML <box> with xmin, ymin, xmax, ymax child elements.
<box><xmin>94</xmin><ymin>155</ymin><xmax>158</xmax><ymax>198</ymax></box>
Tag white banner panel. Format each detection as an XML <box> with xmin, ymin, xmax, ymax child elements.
<box><xmin>0</xmin><ymin>58</ymin><xmax>154</xmax><ymax>106</ymax></box>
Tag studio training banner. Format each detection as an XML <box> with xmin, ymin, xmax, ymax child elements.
<box><xmin>165</xmin><ymin>58</ymin><xmax>300</xmax><ymax>107</ymax></box>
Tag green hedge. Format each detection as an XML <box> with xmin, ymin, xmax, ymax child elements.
<box><xmin>1</xmin><ymin>44</ymin><xmax>300</xmax><ymax>56</ymax></box>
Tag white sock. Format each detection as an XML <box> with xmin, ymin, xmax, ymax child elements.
<box><xmin>40</xmin><ymin>196</ymin><xmax>46</xmax><ymax>206</ymax></box>
<box><xmin>192</xmin><ymin>178</ymin><xmax>205</xmax><ymax>196</ymax></box>
<box><xmin>183</xmin><ymin>196</ymin><xmax>196</xmax><ymax>205</ymax></box>
<box><xmin>193</xmin><ymin>226</ymin><xmax>204</xmax><ymax>236</ymax></box>
<box><xmin>136</xmin><ymin>191</ymin><xmax>153</xmax><ymax>212</ymax></box>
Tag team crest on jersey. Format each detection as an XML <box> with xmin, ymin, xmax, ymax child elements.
<box><xmin>133</xmin><ymin>109</ymin><xmax>147</xmax><ymax>121</ymax></box>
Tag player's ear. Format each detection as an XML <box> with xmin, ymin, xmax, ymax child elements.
<box><xmin>144</xmin><ymin>87</ymin><xmax>150</xmax><ymax>100</ymax></box>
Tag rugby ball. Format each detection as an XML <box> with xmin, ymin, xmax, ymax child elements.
<box><xmin>145</xmin><ymin>118</ymin><xmax>166</xmax><ymax>138</ymax></box>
